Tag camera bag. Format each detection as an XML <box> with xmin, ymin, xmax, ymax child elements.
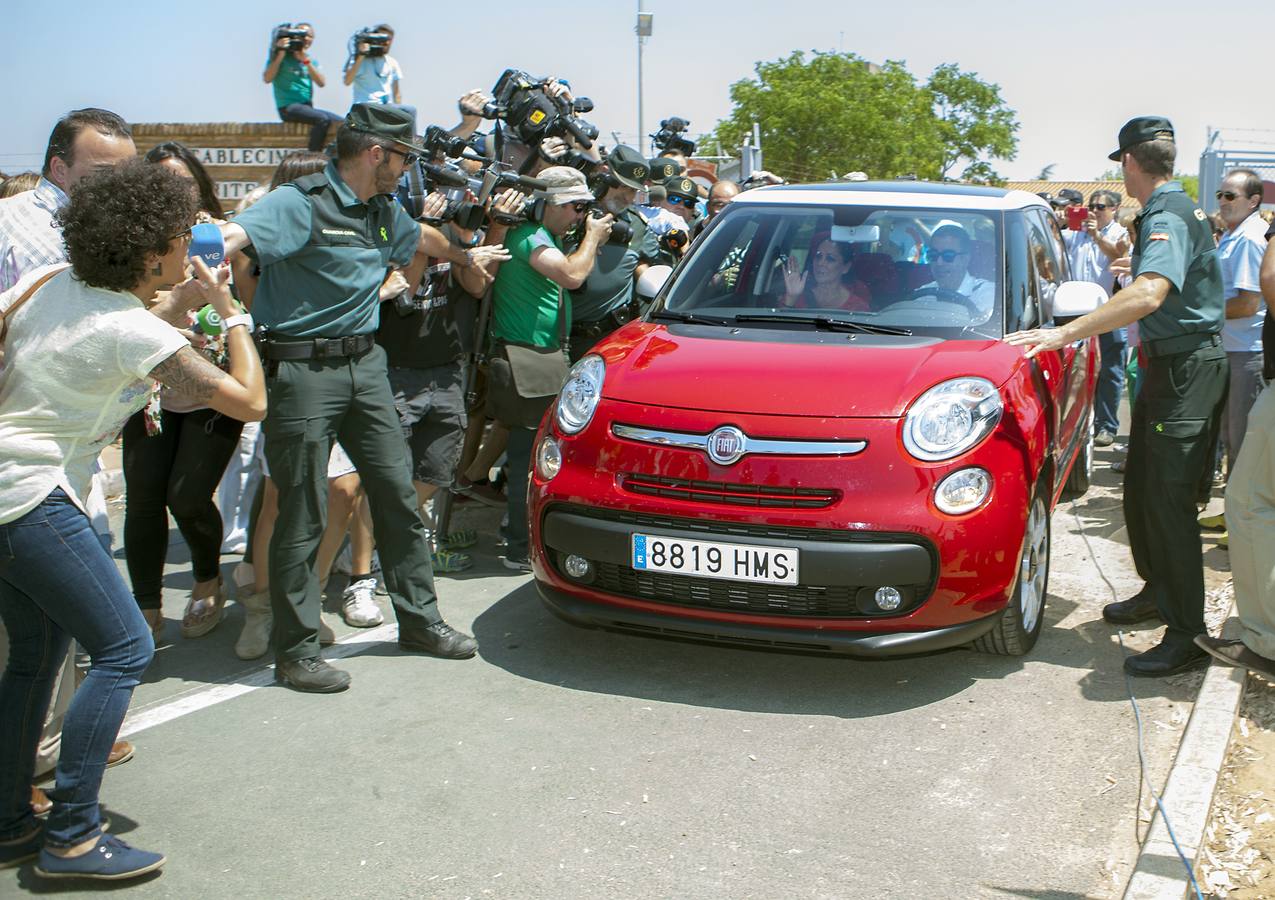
<box><xmin>485</xmin><ymin>288</ymin><xmax>570</xmax><ymax>429</ymax></box>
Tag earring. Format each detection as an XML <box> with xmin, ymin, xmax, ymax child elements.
<box><xmin>151</xmin><ymin>263</ymin><xmax>164</xmax><ymax>276</ymax></box>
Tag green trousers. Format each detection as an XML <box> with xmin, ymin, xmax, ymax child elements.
<box><xmin>262</xmin><ymin>343</ymin><xmax>441</xmax><ymax>662</ymax></box>
<box><xmin>1123</xmin><ymin>339</ymin><xmax>1228</xmax><ymax>646</ymax></box>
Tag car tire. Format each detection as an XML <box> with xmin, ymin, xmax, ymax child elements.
<box><xmin>972</xmin><ymin>492</ymin><xmax>1049</xmax><ymax>656</ymax></box>
<box><xmin>1061</xmin><ymin>408</ymin><xmax>1094</xmax><ymax>499</ymax></box>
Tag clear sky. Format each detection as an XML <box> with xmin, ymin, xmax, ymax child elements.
<box><xmin>4</xmin><ymin>0</ymin><xmax>1273</xmax><ymax>182</ymax></box>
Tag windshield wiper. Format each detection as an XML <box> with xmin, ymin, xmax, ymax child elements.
<box><xmin>732</xmin><ymin>313</ymin><xmax>912</xmax><ymax>336</ymax></box>
<box><xmin>651</xmin><ymin>309</ymin><xmax>735</xmax><ymax>326</ymax></box>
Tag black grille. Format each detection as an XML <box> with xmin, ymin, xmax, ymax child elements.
<box><xmin>590</xmin><ymin>561</ymin><xmax>864</xmax><ymax>618</ymax></box>
<box><xmin>550</xmin><ymin>503</ymin><xmax>898</xmax><ymax>545</ymax></box>
<box><xmin>620</xmin><ymin>474</ymin><xmax>838</xmax><ymax>509</ymax></box>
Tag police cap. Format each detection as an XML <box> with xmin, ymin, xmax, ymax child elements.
<box><xmin>1108</xmin><ymin>116</ymin><xmax>1175</xmax><ymax>162</ymax></box>
<box><xmin>648</xmin><ymin>157</ymin><xmax>683</xmax><ymax>181</ymax></box>
<box><xmin>344</xmin><ymin>103</ymin><xmax>426</xmax><ymax>154</ymax></box>
<box><xmin>606</xmin><ymin>145</ymin><xmax>650</xmax><ymax>190</ymax></box>
<box><xmin>665</xmin><ymin>175</ymin><xmax>698</xmax><ymax>202</ymax></box>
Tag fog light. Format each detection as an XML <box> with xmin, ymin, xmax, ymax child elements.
<box><xmin>563</xmin><ymin>554</ymin><xmax>592</xmax><ymax>580</ymax></box>
<box><xmin>934</xmin><ymin>467</ymin><xmax>992</xmax><ymax>514</ymax></box>
<box><xmin>875</xmin><ymin>586</ymin><xmax>903</xmax><ymax>611</ymax></box>
<box><xmin>535</xmin><ymin>436</ymin><xmax>562</xmax><ymax>480</ymax></box>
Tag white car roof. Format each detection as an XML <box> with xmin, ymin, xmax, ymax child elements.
<box><xmin>734</xmin><ymin>181</ymin><xmax>1050</xmax><ymax>213</ymax></box>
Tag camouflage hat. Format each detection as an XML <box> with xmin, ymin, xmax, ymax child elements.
<box><xmin>343</xmin><ymin>103</ymin><xmax>425</xmax><ymax>154</ymax></box>
<box><xmin>648</xmin><ymin>156</ymin><xmax>682</xmax><ymax>181</ymax></box>
<box><xmin>1108</xmin><ymin>116</ymin><xmax>1174</xmax><ymax>162</ymax></box>
<box><xmin>664</xmin><ymin>175</ymin><xmax>698</xmax><ymax>202</ymax></box>
<box><xmin>606</xmin><ymin>145</ymin><xmax>650</xmax><ymax>190</ymax></box>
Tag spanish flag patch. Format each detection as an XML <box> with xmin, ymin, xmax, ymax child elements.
<box><xmin>1149</xmin><ymin>232</ymin><xmax>1170</xmax><ymax>241</ymax></box>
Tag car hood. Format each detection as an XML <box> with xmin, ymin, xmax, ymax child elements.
<box><xmin>592</xmin><ymin>322</ymin><xmax>1023</xmax><ymax>418</ymax></box>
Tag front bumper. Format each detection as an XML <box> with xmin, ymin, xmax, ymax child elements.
<box><xmin>538</xmin><ymin>582</ymin><xmax>1002</xmax><ymax>657</ymax></box>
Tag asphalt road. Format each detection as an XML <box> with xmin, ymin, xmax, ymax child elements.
<box><xmin>3</xmin><ymin>444</ymin><xmax>1230</xmax><ymax>899</ymax></box>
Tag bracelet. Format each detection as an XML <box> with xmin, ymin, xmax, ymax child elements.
<box><xmin>223</xmin><ymin>313</ymin><xmax>254</xmax><ymax>332</ymax></box>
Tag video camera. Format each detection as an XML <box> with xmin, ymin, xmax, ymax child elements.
<box><xmin>351</xmin><ymin>27</ymin><xmax>391</xmax><ymax>57</ymax></box>
<box><xmin>272</xmin><ymin>23</ymin><xmax>309</xmax><ymax>53</ymax></box>
<box><xmin>480</xmin><ymin>69</ymin><xmax>599</xmax><ymax>171</ymax></box>
<box><xmin>652</xmin><ymin>117</ymin><xmax>696</xmax><ymax>157</ymax></box>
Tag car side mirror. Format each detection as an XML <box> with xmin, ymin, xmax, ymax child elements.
<box><xmin>637</xmin><ymin>265</ymin><xmax>673</xmax><ymax>300</ymax></box>
<box><xmin>1052</xmin><ymin>280</ymin><xmax>1107</xmax><ymax>318</ymax></box>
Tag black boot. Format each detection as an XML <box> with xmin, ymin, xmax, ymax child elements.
<box><xmin>1102</xmin><ymin>590</ymin><xmax>1161</xmax><ymax>625</ymax></box>
<box><xmin>1123</xmin><ymin>638</ymin><xmax>1208</xmax><ymax>677</ymax></box>
<box><xmin>399</xmin><ymin>622</ymin><xmax>478</xmax><ymax>659</ymax></box>
<box><xmin>275</xmin><ymin>657</ymin><xmax>351</xmax><ymax>693</ymax></box>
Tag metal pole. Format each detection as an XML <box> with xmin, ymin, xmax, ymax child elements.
<box><xmin>637</xmin><ymin>0</ymin><xmax>645</xmax><ymax>153</ymax></box>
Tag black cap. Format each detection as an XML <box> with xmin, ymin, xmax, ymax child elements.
<box><xmin>344</xmin><ymin>103</ymin><xmax>424</xmax><ymax>154</ymax></box>
<box><xmin>1056</xmin><ymin>188</ymin><xmax>1084</xmax><ymax>205</ymax></box>
<box><xmin>1108</xmin><ymin>116</ymin><xmax>1175</xmax><ymax>162</ymax></box>
<box><xmin>664</xmin><ymin>175</ymin><xmax>698</xmax><ymax>202</ymax></box>
<box><xmin>649</xmin><ymin>156</ymin><xmax>682</xmax><ymax>181</ymax></box>
<box><xmin>606</xmin><ymin>145</ymin><xmax>650</xmax><ymax>190</ymax></box>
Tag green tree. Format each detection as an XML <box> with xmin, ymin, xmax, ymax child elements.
<box><xmin>711</xmin><ymin>51</ymin><xmax>1018</xmax><ymax>184</ymax></box>
<box><xmin>927</xmin><ymin>63</ymin><xmax>1018</xmax><ymax>184</ymax></box>
<box><xmin>1036</xmin><ymin>164</ymin><xmax>1056</xmax><ymax>180</ymax></box>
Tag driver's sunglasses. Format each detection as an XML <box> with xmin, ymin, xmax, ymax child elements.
<box><xmin>1088</xmin><ymin>202</ymin><xmax>1110</xmax><ymax>210</ymax></box>
<box><xmin>928</xmin><ymin>248</ymin><xmax>966</xmax><ymax>263</ymax></box>
<box><xmin>666</xmin><ymin>194</ymin><xmax>695</xmax><ymax>207</ymax></box>
<box><xmin>1215</xmin><ymin>190</ymin><xmax>1239</xmax><ymax>201</ymax></box>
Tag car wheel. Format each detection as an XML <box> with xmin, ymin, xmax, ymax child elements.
<box><xmin>1062</xmin><ymin>408</ymin><xmax>1094</xmax><ymax>499</ymax></box>
<box><xmin>972</xmin><ymin>493</ymin><xmax>1049</xmax><ymax>656</ymax></box>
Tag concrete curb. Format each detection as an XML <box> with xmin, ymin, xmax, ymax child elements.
<box><xmin>1122</xmin><ymin>610</ymin><xmax>1247</xmax><ymax>900</ymax></box>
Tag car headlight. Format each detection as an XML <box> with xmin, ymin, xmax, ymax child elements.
<box><xmin>934</xmin><ymin>467</ymin><xmax>993</xmax><ymax>514</ymax></box>
<box><xmin>556</xmin><ymin>354</ymin><xmax>605</xmax><ymax>435</ymax></box>
<box><xmin>535</xmin><ymin>435</ymin><xmax>562</xmax><ymax>480</ymax></box>
<box><xmin>903</xmin><ymin>377</ymin><xmax>1002</xmax><ymax>461</ymax></box>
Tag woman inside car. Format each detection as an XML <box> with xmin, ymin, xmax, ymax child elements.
<box><xmin>780</xmin><ymin>231</ymin><xmax>871</xmax><ymax>311</ymax></box>
<box><xmin>0</xmin><ymin>160</ymin><xmax>264</xmax><ymax>881</ymax></box>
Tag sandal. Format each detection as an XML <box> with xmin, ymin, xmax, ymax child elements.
<box><xmin>181</xmin><ymin>578</ymin><xmax>226</xmax><ymax>638</ymax></box>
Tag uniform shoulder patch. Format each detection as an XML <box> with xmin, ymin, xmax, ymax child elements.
<box><xmin>1194</xmin><ymin>209</ymin><xmax>1206</xmax><ymax>221</ymax></box>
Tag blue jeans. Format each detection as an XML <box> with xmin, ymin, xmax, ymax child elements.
<box><xmin>0</xmin><ymin>490</ymin><xmax>153</xmax><ymax>848</ymax></box>
<box><xmin>1095</xmin><ymin>328</ymin><xmax>1128</xmax><ymax>436</ymax></box>
<box><xmin>277</xmin><ymin>102</ymin><xmax>344</xmax><ymax>151</ymax></box>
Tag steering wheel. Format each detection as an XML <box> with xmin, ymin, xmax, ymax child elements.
<box><xmin>902</xmin><ymin>286</ymin><xmax>982</xmax><ymax>319</ymax></box>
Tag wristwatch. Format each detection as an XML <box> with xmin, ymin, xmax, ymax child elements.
<box><xmin>222</xmin><ymin>313</ymin><xmax>254</xmax><ymax>332</ymax></box>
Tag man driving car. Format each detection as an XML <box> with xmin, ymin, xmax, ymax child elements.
<box><xmin>917</xmin><ymin>224</ymin><xmax>994</xmax><ymax>320</ymax></box>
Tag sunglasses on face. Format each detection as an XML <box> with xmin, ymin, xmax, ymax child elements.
<box><xmin>168</xmin><ymin>226</ymin><xmax>193</xmax><ymax>243</ymax></box>
<box><xmin>666</xmin><ymin>194</ymin><xmax>695</xmax><ymax>207</ymax></box>
<box><xmin>928</xmin><ymin>248</ymin><xmax>966</xmax><ymax>263</ymax></box>
<box><xmin>569</xmin><ymin>201</ymin><xmax>591</xmax><ymax>213</ymax></box>
<box><xmin>386</xmin><ymin>148</ymin><xmax>418</xmax><ymax>166</ymax></box>
<box><xmin>1215</xmin><ymin>190</ymin><xmax>1243</xmax><ymax>201</ymax></box>
<box><xmin>1088</xmin><ymin>203</ymin><xmax>1109</xmax><ymax>210</ymax></box>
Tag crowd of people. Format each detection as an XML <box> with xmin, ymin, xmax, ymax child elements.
<box><xmin>0</xmin><ymin>47</ymin><xmax>1272</xmax><ymax>885</ymax></box>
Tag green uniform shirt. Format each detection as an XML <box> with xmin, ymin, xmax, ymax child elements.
<box><xmin>236</xmin><ymin>161</ymin><xmax>420</xmax><ymax>338</ymax></box>
<box><xmin>490</xmin><ymin>222</ymin><xmax>568</xmax><ymax>348</ymax></box>
<box><xmin>566</xmin><ymin>208</ymin><xmax>660</xmax><ymax>323</ymax></box>
<box><xmin>270</xmin><ymin>54</ymin><xmax>316</xmax><ymax>108</ymax></box>
<box><xmin>1132</xmin><ymin>181</ymin><xmax>1224</xmax><ymax>343</ymax></box>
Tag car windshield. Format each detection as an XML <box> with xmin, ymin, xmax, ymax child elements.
<box><xmin>659</xmin><ymin>204</ymin><xmax>1004</xmax><ymax>338</ymax></box>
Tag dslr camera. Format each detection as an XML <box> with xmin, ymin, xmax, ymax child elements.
<box><xmin>272</xmin><ymin>23</ymin><xmax>309</xmax><ymax>52</ymax></box>
<box><xmin>352</xmin><ymin>27</ymin><xmax>391</xmax><ymax>57</ymax></box>
<box><xmin>652</xmin><ymin>117</ymin><xmax>696</xmax><ymax>157</ymax></box>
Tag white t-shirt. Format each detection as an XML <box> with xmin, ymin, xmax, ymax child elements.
<box><xmin>0</xmin><ymin>266</ymin><xmax>188</xmax><ymax>523</ymax></box>
<box><xmin>1064</xmin><ymin>219</ymin><xmax>1128</xmax><ymax>289</ymax></box>
<box><xmin>1218</xmin><ymin>211</ymin><xmax>1268</xmax><ymax>354</ymax></box>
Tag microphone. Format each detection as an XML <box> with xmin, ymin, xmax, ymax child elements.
<box><xmin>191</xmin><ymin>305</ymin><xmax>223</xmax><ymax>336</ymax></box>
<box><xmin>188</xmin><ymin>223</ymin><xmax>225</xmax><ymax>268</ymax></box>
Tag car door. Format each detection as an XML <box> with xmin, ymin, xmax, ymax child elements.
<box><xmin>1024</xmin><ymin>210</ymin><xmax>1091</xmax><ymax>473</ymax></box>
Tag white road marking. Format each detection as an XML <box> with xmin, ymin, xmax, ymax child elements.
<box><xmin>118</xmin><ymin>622</ymin><xmax>399</xmax><ymax>737</ymax></box>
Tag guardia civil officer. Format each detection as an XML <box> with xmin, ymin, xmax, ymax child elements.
<box><xmin>220</xmin><ymin>104</ymin><xmax>509</xmax><ymax>692</ymax></box>
<box><xmin>1006</xmin><ymin>117</ymin><xmax>1228</xmax><ymax>677</ymax></box>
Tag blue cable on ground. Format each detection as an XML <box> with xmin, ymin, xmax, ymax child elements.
<box><xmin>1070</xmin><ymin>501</ymin><xmax>1205</xmax><ymax>900</ymax></box>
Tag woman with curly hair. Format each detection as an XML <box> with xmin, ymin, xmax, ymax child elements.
<box><xmin>0</xmin><ymin>160</ymin><xmax>264</xmax><ymax>880</ymax></box>
<box><xmin>121</xmin><ymin>142</ymin><xmax>243</xmax><ymax>642</ymax></box>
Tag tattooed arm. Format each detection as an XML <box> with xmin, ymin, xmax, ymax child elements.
<box><xmin>150</xmin><ymin>344</ymin><xmax>265</xmax><ymax>422</ymax></box>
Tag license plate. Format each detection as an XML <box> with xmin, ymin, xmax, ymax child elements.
<box><xmin>631</xmin><ymin>534</ymin><xmax>799</xmax><ymax>585</ymax></box>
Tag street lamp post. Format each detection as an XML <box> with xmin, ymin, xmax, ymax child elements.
<box><xmin>637</xmin><ymin>3</ymin><xmax>653</xmax><ymax>154</ymax></box>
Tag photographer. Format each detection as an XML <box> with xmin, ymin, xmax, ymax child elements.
<box><xmin>264</xmin><ymin>23</ymin><xmax>343</xmax><ymax>151</ymax></box>
<box><xmin>478</xmin><ymin>167</ymin><xmax>612</xmax><ymax>570</ymax></box>
<box><xmin>343</xmin><ymin>23</ymin><xmax>403</xmax><ymax>107</ymax></box>
<box><xmin>565</xmin><ymin>146</ymin><xmax>661</xmax><ymax>362</ymax></box>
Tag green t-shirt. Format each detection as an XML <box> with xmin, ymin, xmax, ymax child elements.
<box><xmin>271</xmin><ymin>54</ymin><xmax>315</xmax><ymax>108</ymax></box>
<box><xmin>566</xmin><ymin>208</ymin><xmax>660</xmax><ymax>323</ymax></box>
<box><xmin>235</xmin><ymin>162</ymin><xmax>420</xmax><ymax>338</ymax></box>
<box><xmin>490</xmin><ymin>223</ymin><xmax>569</xmax><ymax>348</ymax></box>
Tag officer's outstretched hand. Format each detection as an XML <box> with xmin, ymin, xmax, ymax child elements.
<box><xmin>464</xmin><ymin>245</ymin><xmax>512</xmax><ymax>288</ymax></box>
<box><xmin>1110</xmin><ymin>256</ymin><xmax>1132</xmax><ymax>280</ymax></box>
<box><xmin>1003</xmin><ymin>327</ymin><xmax>1068</xmax><ymax>359</ymax></box>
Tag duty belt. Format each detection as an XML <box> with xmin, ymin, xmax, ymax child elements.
<box><xmin>570</xmin><ymin>300</ymin><xmax>641</xmax><ymax>341</ymax></box>
<box><xmin>1142</xmin><ymin>331</ymin><xmax>1220</xmax><ymax>359</ymax></box>
<box><xmin>260</xmin><ymin>334</ymin><xmax>376</xmax><ymax>360</ymax></box>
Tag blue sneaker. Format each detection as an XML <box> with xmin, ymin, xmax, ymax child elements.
<box><xmin>35</xmin><ymin>834</ymin><xmax>165</xmax><ymax>881</ymax></box>
<box><xmin>0</xmin><ymin>822</ymin><xmax>43</xmax><ymax>870</ymax></box>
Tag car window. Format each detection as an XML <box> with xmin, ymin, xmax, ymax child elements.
<box><xmin>660</xmin><ymin>204</ymin><xmax>1003</xmax><ymax>338</ymax></box>
<box><xmin>1004</xmin><ymin>212</ymin><xmax>1037</xmax><ymax>330</ymax></box>
<box><xmin>1024</xmin><ymin>210</ymin><xmax>1061</xmax><ymax>323</ymax></box>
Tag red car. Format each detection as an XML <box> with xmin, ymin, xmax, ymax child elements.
<box><xmin>529</xmin><ymin>182</ymin><xmax>1106</xmax><ymax>656</ymax></box>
